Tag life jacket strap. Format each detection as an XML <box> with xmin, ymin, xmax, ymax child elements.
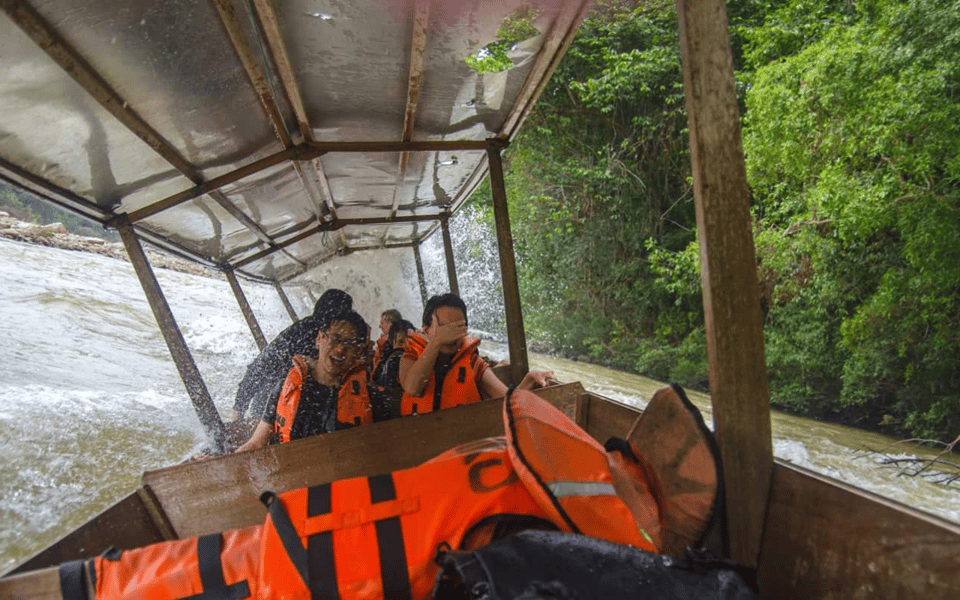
<box><xmin>178</xmin><ymin>533</ymin><xmax>250</xmax><ymax>600</ymax></box>
<box><xmin>262</xmin><ymin>475</ymin><xmax>414</xmax><ymax>600</ymax></box>
<box><xmin>58</xmin><ymin>559</ymin><xmax>90</xmax><ymax>600</ymax></box>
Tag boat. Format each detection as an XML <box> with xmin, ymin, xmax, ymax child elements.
<box><xmin>1</xmin><ymin>0</ymin><xmax>958</xmax><ymax>597</ymax></box>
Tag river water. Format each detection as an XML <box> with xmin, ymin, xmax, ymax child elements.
<box><xmin>1</xmin><ymin>236</ymin><xmax>957</xmax><ymax>573</ymax></box>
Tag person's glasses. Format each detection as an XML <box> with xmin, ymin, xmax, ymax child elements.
<box><xmin>322</xmin><ymin>333</ymin><xmax>364</xmax><ymax>351</ymax></box>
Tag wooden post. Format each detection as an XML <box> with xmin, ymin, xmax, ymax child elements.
<box><xmin>675</xmin><ymin>0</ymin><xmax>773</xmax><ymax>564</ymax></box>
<box><xmin>116</xmin><ymin>217</ymin><xmax>226</xmax><ymax>450</ymax></box>
<box><xmin>273</xmin><ymin>281</ymin><xmax>299</xmax><ymax>323</ymax></box>
<box><xmin>412</xmin><ymin>243</ymin><xmax>429</xmax><ymax>306</ymax></box>
<box><xmin>487</xmin><ymin>148</ymin><xmax>529</xmax><ymax>383</ymax></box>
<box><xmin>440</xmin><ymin>215</ymin><xmax>460</xmax><ymax>296</ymax></box>
<box><xmin>224</xmin><ymin>268</ymin><xmax>267</xmax><ymax>350</ymax></box>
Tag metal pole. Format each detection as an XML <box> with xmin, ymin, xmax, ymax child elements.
<box><xmin>440</xmin><ymin>215</ymin><xmax>460</xmax><ymax>296</ymax></box>
<box><xmin>487</xmin><ymin>148</ymin><xmax>529</xmax><ymax>383</ymax></box>
<box><xmin>116</xmin><ymin>217</ymin><xmax>226</xmax><ymax>449</ymax></box>
<box><xmin>273</xmin><ymin>280</ymin><xmax>299</xmax><ymax>323</ymax></box>
<box><xmin>225</xmin><ymin>267</ymin><xmax>267</xmax><ymax>350</ymax></box>
<box><xmin>676</xmin><ymin>0</ymin><xmax>773</xmax><ymax>565</ymax></box>
<box><xmin>412</xmin><ymin>243</ymin><xmax>429</xmax><ymax>306</ymax></box>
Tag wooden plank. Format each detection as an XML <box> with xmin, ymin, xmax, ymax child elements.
<box><xmin>144</xmin><ymin>400</ymin><xmax>504</xmax><ymax>537</ymax></box>
<box><xmin>538</xmin><ymin>381</ymin><xmax>585</xmax><ymax>422</ymax></box>
<box><xmin>0</xmin><ymin>566</ymin><xmax>62</xmax><ymax>600</ymax></box>
<box><xmin>759</xmin><ymin>462</ymin><xmax>960</xmax><ymax>598</ymax></box>
<box><xmin>142</xmin><ymin>384</ymin><xmax>584</xmax><ymax>538</ymax></box>
<box><xmin>579</xmin><ymin>394</ymin><xmax>641</xmax><ymax>445</ymax></box>
<box><xmin>3</xmin><ymin>492</ymin><xmax>165</xmax><ymax>576</ymax></box>
<box><xmin>675</xmin><ymin>0</ymin><xmax>773</xmax><ymax>565</ymax></box>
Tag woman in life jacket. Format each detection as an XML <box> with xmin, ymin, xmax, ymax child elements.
<box><xmin>372</xmin><ymin>308</ymin><xmax>403</xmax><ymax>375</ymax></box>
<box><xmin>399</xmin><ymin>293</ymin><xmax>554</xmax><ymax>416</ymax></box>
<box><xmin>235</xmin><ymin>310</ymin><xmax>390</xmax><ymax>451</ymax></box>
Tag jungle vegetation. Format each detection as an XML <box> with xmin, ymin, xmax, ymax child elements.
<box><xmin>471</xmin><ymin>0</ymin><xmax>960</xmax><ymax>443</ymax></box>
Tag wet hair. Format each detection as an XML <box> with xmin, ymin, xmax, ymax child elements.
<box><xmin>422</xmin><ymin>293</ymin><xmax>468</xmax><ymax>328</ymax></box>
<box><xmin>323</xmin><ymin>310</ymin><xmax>368</xmax><ymax>342</ymax></box>
<box><xmin>313</xmin><ymin>289</ymin><xmax>353</xmax><ymax>328</ymax></box>
<box><xmin>381</xmin><ymin>309</ymin><xmax>402</xmax><ymax>324</ymax></box>
<box><xmin>388</xmin><ymin>319</ymin><xmax>416</xmax><ymax>345</ymax></box>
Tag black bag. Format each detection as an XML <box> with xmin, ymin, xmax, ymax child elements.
<box><xmin>432</xmin><ymin>530</ymin><xmax>758</xmax><ymax>600</ymax></box>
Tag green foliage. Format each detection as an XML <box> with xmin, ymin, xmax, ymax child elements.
<box><xmin>465</xmin><ymin>0</ymin><xmax>958</xmax><ymax>443</ymax></box>
<box><xmin>466</xmin><ymin>5</ymin><xmax>541</xmax><ymax>75</ymax></box>
<box><xmin>490</xmin><ymin>0</ymin><xmax>702</xmax><ymax>377</ymax></box>
<box><xmin>0</xmin><ymin>181</ymin><xmax>115</xmax><ymax>240</ymax></box>
<box><xmin>743</xmin><ymin>0</ymin><xmax>960</xmax><ymax>439</ymax></box>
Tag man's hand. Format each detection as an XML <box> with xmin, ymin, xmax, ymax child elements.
<box><xmin>519</xmin><ymin>370</ymin><xmax>557</xmax><ymax>390</ymax></box>
<box><xmin>430</xmin><ymin>313</ymin><xmax>467</xmax><ymax>346</ymax></box>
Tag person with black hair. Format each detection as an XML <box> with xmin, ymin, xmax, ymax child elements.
<box><xmin>235</xmin><ymin>310</ymin><xmax>391</xmax><ymax>451</ymax></box>
<box><xmin>399</xmin><ymin>293</ymin><xmax>553</xmax><ymax>416</ymax></box>
<box><xmin>229</xmin><ymin>289</ymin><xmax>352</xmax><ymax>420</ymax></box>
<box><xmin>373</xmin><ymin>318</ymin><xmax>416</xmax><ymax>409</ymax></box>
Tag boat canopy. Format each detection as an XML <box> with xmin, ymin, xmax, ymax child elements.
<box><xmin>0</xmin><ymin>0</ymin><xmax>589</xmax><ymax>282</ymax></box>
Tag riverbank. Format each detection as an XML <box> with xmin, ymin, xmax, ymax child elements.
<box><xmin>0</xmin><ymin>211</ymin><xmax>222</xmax><ymax>280</ymax></box>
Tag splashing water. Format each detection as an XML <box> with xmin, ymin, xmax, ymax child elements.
<box><xmin>1</xmin><ymin>230</ymin><xmax>958</xmax><ymax>574</ymax></box>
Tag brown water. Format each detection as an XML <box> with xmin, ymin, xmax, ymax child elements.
<box><xmin>519</xmin><ymin>347</ymin><xmax>960</xmax><ymax>525</ymax></box>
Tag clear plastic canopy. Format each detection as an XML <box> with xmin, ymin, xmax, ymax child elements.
<box><xmin>0</xmin><ymin>0</ymin><xmax>590</xmax><ymax>282</ymax></box>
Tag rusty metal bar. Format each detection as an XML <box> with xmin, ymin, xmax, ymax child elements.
<box><xmin>676</xmin><ymin>0</ymin><xmax>773</xmax><ymax>565</ymax></box>
<box><xmin>214</xmin><ymin>0</ymin><xmax>331</xmax><ymax>226</ymax></box>
<box><xmin>308</xmin><ymin>140</ymin><xmax>503</xmax><ymax>153</ymax></box>
<box><xmin>124</xmin><ymin>145</ymin><xmax>317</xmax><ymax>223</ymax></box>
<box><xmin>225</xmin><ymin>267</ymin><xmax>267</xmax><ymax>350</ymax></box>
<box><xmin>252</xmin><ymin>0</ymin><xmax>313</xmax><ymax>142</ymax></box>
<box><xmin>115</xmin><ymin>217</ymin><xmax>226</xmax><ymax>450</ymax></box>
<box><xmin>1</xmin><ymin>0</ymin><xmax>198</xmax><ymax>180</ymax></box>
<box><xmin>440</xmin><ymin>215</ymin><xmax>459</xmax><ymax>296</ymax></box>
<box><xmin>387</xmin><ymin>0</ymin><xmax>431</xmax><ymax>224</ymax></box>
<box><xmin>412</xmin><ymin>242</ymin><xmax>429</xmax><ymax>307</ymax></box>
<box><xmin>212</xmin><ymin>0</ymin><xmax>293</xmax><ymax>147</ymax></box>
<box><xmin>272</xmin><ymin>281</ymin><xmax>299</xmax><ymax>323</ymax></box>
<box><xmin>3</xmin><ymin>0</ymin><xmax>287</xmax><ymax>253</ymax></box>
<box><xmin>487</xmin><ymin>148</ymin><xmax>529</xmax><ymax>382</ymax></box>
<box><xmin>125</xmin><ymin>141</ymin><xmax>495</xmax><ymax>224</ymax></box>
<box><xmin>231</xmin><ymin>213</ymin><xmax>445</xmax><ymax>268</ymax></box>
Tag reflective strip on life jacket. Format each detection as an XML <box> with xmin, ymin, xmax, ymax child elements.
<box><xmin>547</xmin><ymin>481</ymin><xmax>618</xmax><ymax>498</ymax></box>
<box><xmin>504</xmin><ymin>388</ymin><xmax>660</xmax><ymax>552</ymax></box>
<box><xmin>92</xmin><ymin>526</ymin><xmax>259</xmax><ymax>600</ymax></box>
<box><xmin>400</xmin><ymin>335</ymin><xmax>482</xmax><ymax>416</ymax></box>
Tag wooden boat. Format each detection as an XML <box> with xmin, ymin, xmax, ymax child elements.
<box><xmin>0</xmin><ymin>0</ymin><xmax>957</xmax><ymax>597</ymax></box>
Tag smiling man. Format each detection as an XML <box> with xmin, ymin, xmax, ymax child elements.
<box><xmin>235</xmin><ymin>310</ymin><xmax>389</xmax><ymax>452</ymax></box>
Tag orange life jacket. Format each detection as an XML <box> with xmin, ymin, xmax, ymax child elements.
<box><xmin>400</xmin><ymin>334</ymin><xmax>482</xmax><ymax>416</ymax></box>
<box><xmin>74</xmin><ymin>526</ymin><xmax>261</xmax><ymax>600</ymax></box>
<box><xmin>275</xmin><ymin>356</ymin><xmax>373</xmax><ymax>443</ymax></box>
<box><xmin>257</xmin><ymin>389</ymin><xmax>659</xmax><ymax>600</ymax></box>
<box><xmin>61</xmin><ymin>391</ymin><xmax>662</xmax><ymax>600</ymax></box>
